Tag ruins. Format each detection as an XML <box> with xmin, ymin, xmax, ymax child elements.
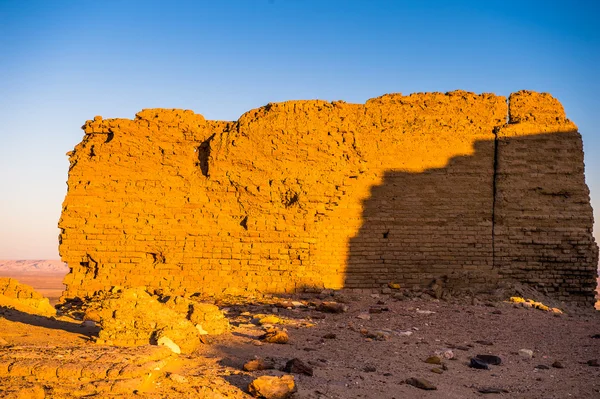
<box><xmin>58</xmin><ymin>91</ymin><xmax>598</xmax><ymax>306</ymax></box>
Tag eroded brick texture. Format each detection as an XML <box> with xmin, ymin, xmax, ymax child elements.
<box><xmin>494</xmin><ymin>92</ymin><xmax>599</xmax><ymax>305</ymax></box>
<box><xmin>58</xmin><ymin>91</ymin><xmax>598</xmax><ymax>304</ymax></box>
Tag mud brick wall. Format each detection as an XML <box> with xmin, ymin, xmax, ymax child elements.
<box><xmin>58</xmin><ymin>90</ymin><xmax>598</xmax><ymax>305</ymax></box>
<box><xmin>494</xmin><ymin>92</ymin><xmax>599</xmax><ymax>305</ymax></box>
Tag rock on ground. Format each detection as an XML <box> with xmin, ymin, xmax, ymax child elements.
<box><xmin>248</xmin><ymin>375</ymin><xmax>295</xmax><ymax>399</ymax></box>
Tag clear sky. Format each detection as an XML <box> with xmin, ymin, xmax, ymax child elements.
<box><xmin>0</xmin><ymin>0</ymin><xmax>598</xmax><ymax>259</ymax></box>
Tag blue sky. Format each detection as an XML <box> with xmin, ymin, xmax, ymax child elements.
<box><xmin>0</xmin><ymin>0</ymin><xmax>598</xmax><ymax>259</ymax></box>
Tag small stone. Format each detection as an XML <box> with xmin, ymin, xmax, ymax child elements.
<box><xmin>587</xmin><ymin>359</ymin><xmax>599</xmax><ymax>367</ymax></box>
<box><xmin>356</xmin><ymin>313</ymin><xmax>371</xmax><ymax>320</ymax></box>
<box><xmin>431</xmin><ymin>367</ymin><xmax>444</xmax><ymax>374</ymax></box>
<box><xmin>518</xmin><ymin>349</ymin><xmax>534</xmax><ymax>359</ymax></box>
<box><xmin>475</xmin><ymin>340</ymin><xmax>494</xmax><ymax>346</ymax></box>
<box><xmin>475</xmin><ymin>354</ymin><xmax>502</xmax><ymax>366</ymax></box>
<box><xmin>388</xmin><ymin>282</ymin><xmax>401</xmax><ymax>290</ymax></box>
<box><xmin>248</xmin><ymin>375</ymin><xmax>295</xmax><ymax>399</ymax></box>
<box><xmin>196</xmin><ymin>324</ymin><xmax>208</xmax><ymax>335</ymax></box>
<box><xmin>535</xmin><ymin>364</ymin><xmax>550</xmax><ymax>370</ymax></box>
<box><xmin>317</xmin><ymin>302</ymin><xmax>348</xmax><ymax>313</ymax></box>
<box><xmin>478</xmin><ymin>387</ymin><xmax>509</xmax><ymax>394</ymax></box>
<box><xmin>405</xmin><ymin>377</ymin><xmax>437</xmax><ymax>390</ymax></box>
<box><xmin>363</xmin><ymin>365</ymin><xmax>376</xmax><ymax>372</ymax></box>
<box><xmin>260</xmin><ymin>329</ymin><xmax>289</xmax><ymax>344</ymax></box>
<box><xmin>551</xmin><ymin>361</ymin><xmax>565</xmax><ymax>369</ymax></box>
<box><xmin>425</xmin><ymin>356</ymin><xmax>442</xmax><ymax>365</ymax></box>
<box><xmin>323</xmin><ymin>333</ymin><xmax>337</xmax><ymax>339</ymax></box>
<box><xmin>244</xmin><ymin>358</ymin><xmax>275</xmax><ymax>372</ymax></box>
<box><xmin>168</xmin><ymin>373</ymin><xmax>188</xmax><ymax>383</ymax></box>
<box><xmin>369</xmin><ymin>307</ymin><xmax>383</xmax><ymax>314</ymax></box>
<box><xmin>366</xmin><ymin>330</ymin><xmax>390</xmax><ymax>341</ymax></box>
<box><xmin>416</xmin><ymin>309</ymin><xmax>435</xmax><ymax>315</ymax></box>
<box><xmin>157</xmin><ymin>336</ymin><xmax>181</xmax><ymax>354</ymax></box>
<box><xmin>258</xmin><ymin>315</ymin><xmax>282</xmax><ymax>325</ymax></box>
<box><xmin>469</xmin><ymin>358</ymin><xmax>490</xmax><ymax>370</ymax></box>
<box><xmin>435</xmin><ymin>348</ymin><xmax>455</xmax><ymax>360</ymax></box>
<box><xmin>283</xmin><ymin>358</ymin><xmax>313</xmax><ymax>376</ymax></box>
<box><xmin>590</xmin><ymin>334</ymin><xmax>600</xmax><ymax>339</ymax></box>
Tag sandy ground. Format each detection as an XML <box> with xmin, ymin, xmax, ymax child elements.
<box><xmin>1</xmin><ymin>275</ymin><xmax>600</xmax><ymax>398</ymax></box>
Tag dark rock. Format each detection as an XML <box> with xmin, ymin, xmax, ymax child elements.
<box><xmin>363</xmin><ymin>365</ymin><xmax>376</xmax><ymax>372</ymax></box>
<box><xmin>283</xmin><ymin>358</ymin><xmax>313</xmax><ymax>376</ymax></box>
<box><xmin>475</xmin><ymin>354</ymin><xmax>502</xmax><ymax>365</ymax></box>
<box><xmin>535</xmin><ymin>364</ymin><xmax>550</xmax><ymax>370</ymax></box>
<box><xmin>475</xmin><ymin>340</ymin><xmax>494</xmax><ymax>346</ymax></box>
<box><xmin>323</xmin><ymin>333</ymin><xmax>336</xmax><ymax>339</ymax></box>
<box><xmin>551</xmin><ymin>361</ymin><xmax>565</xmax><ymax>369</ymax></box>
<box><xmin>587</xmin><ymin>359</ymin><xmax>599</xmax><ymax>367</ymax></box>
<box><xmin>405</xmin><ymin>377</ymin><xmax>437</xmax><ymax>390</ymax></box>
<box><xmin>469</xmin><ymin>358</ymin><xmax>490</xmax><ymax>370</ymax></box>
<box><xmin>317</xmin><ymin>302</ymin><xmax>348</xmax><ymax>313</ymax></box>
<box><xmin>591</xmin><ymin>334</ymin><xmax>600</xmax><ymax>339</ymax></box>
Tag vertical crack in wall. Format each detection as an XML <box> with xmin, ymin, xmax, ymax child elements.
<box><xmin>491</xmin><ymin>125</ymin><xmax>500</xmax><ymax>269</ymax></box>
<box><xmin>491</xmin><ymin>97</ymin><xmax>509</xmax><ymax>269</ymax></box>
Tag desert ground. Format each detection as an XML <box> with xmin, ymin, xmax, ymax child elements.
<box><xmin>0</xmin><ymin>263</ymin><xmax>599</xmax><ymax>398</ymax></box>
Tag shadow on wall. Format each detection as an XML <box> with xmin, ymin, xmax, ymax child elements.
<box><xmin>344</xmin><ymin>132</ymin><xmax>598</xmax><ymax>302</ymax></box>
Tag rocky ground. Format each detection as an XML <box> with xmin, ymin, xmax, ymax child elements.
<box><xmin>0</xmin><ymin>280</ymin><xmax>599</xmax><ymax>399</ymax></box>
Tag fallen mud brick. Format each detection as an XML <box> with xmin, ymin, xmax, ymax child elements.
<box><xmin>243</xmin><ymin>358</ymin><xmax>276</xmax><ymax>372</ymax></box>
<box><xmin>248</xmin><ymin>375</ymin><xmax>295</xmax><ymax>399</ymax></box>
<box><xmin>260</xmin><ymin>329</ymin><xmax>289</xmax><ymax>344</ymax></box>
<box><xmin>317</xmin><ymin>302</ymin><xmax>349</xmax><ymax>314</ymax></box>
<box><xmin>405</xmin><ymin>377</ymin><xmax>437</xmax><ymax>390</ymax></box>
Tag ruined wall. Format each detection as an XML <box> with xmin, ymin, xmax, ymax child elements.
<box><xmin>494</xmin><ymin>92</ymin><xmax>599</xmax><ymax>303</ymax></box>
<box><xmin>58</xmin><ymin>91</ymin><xmax>598</xmax><ymax>305</ymax></box>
